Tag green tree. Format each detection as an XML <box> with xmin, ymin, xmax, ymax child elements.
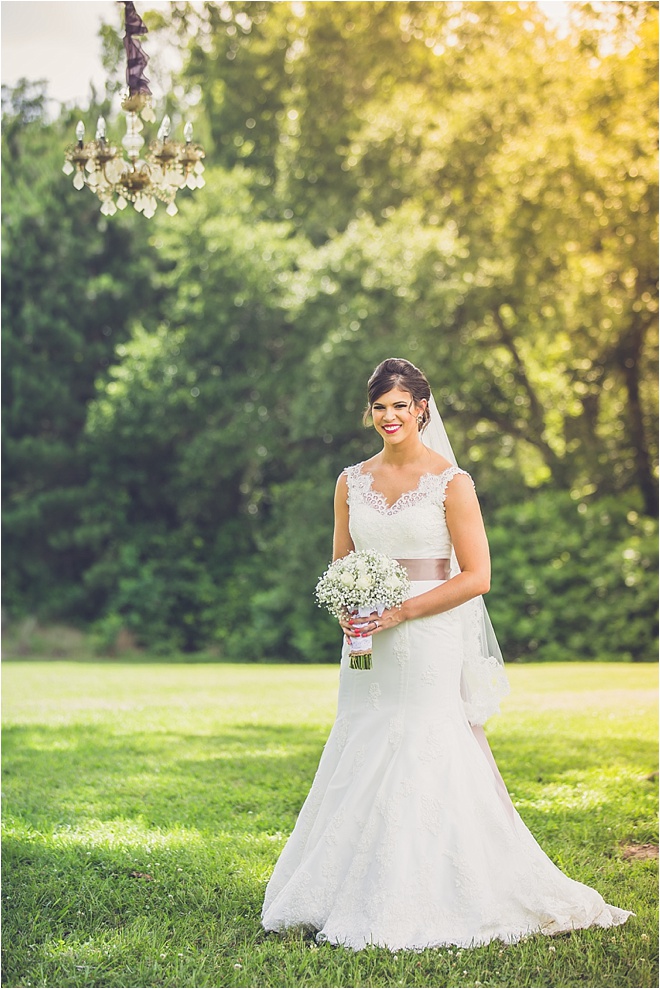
<box><xmin>1</xmin><ymin>81</ymin><xmax>161</xmax><ymax>618</ymax></box>
<box><xmin>77</xmin><ymin>168</ymin><xmax>319</xmax><ymax>651</ymax></box>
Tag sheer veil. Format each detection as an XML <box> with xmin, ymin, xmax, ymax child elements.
<box><xmin>422</xmin><ymin>394</ymin><xmax>510</xmax><ymax>725</ymax></box>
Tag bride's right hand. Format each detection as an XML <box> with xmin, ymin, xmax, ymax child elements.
<box><xmin>339</xmin><ymin>611</ymin><xmax>362</xmax><ymax>641</ymax></box>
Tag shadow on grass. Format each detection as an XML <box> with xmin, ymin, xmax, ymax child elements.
<box><xmin>489</xmin><ymin>729</ymin><xmax>658</xmax><ymax>783</ymax></box>
<box><xmin>3</xmin><ymin>722</ymin><xmax>327</xmax><ymax>834</ymax></box>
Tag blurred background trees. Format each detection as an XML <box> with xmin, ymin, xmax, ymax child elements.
<box><xmin>3</xmin><ymin>1</ymin><xmax>657</xmax><ymax>661</ymax></box>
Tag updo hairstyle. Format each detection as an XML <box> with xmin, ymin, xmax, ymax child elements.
<box><xmin>363</xmin><ymin>358</ymin><xmax>431</xmax><ymax>430</ymax></box>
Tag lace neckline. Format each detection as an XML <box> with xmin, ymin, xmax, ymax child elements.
<box><xmin>356</xmin><ymin>464</ymin><xmax>461</xmax><ymax>515</ymax></box>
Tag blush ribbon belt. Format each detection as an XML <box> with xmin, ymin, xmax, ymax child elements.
<box><xmin>395</xmin><ymin>558</ymin><xmax>451</xmax><ymax>581</ymax></box>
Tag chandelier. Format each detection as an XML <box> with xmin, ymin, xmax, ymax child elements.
<box><xmin>63</xmin><ymin>1</ymin><xmax>205</xmax><ymax>218</ymax></box>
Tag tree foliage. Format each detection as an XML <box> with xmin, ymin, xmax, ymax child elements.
<box><xmin>2</xmin><ymin>81</ymin><xmax>162</xmax><ymax>617</ymax></box>
<box><xmin>2</xmin><ymin>3</ymin><xmax>657</xmax><ymax>660</ymax></box>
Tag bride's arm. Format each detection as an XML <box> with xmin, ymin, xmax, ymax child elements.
<box><xmin>400</xmin><ymin>473</ymin><xmax>490</xmax><ymax>621</ymax></box>
<box><xmin>332</xmin><ymin>472</ymin><xmax>355</xmax><ymax>562</ymax></box>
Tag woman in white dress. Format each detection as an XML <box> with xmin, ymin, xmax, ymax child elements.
<box><xmin>262</xmin><ymin>357</ymin><xmax>631</xmax><ymax>951</ymax></box>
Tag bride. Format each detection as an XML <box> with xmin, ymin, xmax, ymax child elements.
<box><xmin>262</xmin><ymin>357</ymin><xmax>631</xmax><ymax>950</ymax></box>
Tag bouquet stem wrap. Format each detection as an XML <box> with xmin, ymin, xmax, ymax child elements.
<box><xmin>348</xmin><ymin>604</ymin><xmax>387</xmax><ymax>670</ymax></box>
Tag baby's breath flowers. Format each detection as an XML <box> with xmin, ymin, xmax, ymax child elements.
<box><xmin>316</xmin><ymin>550</ymin><xmax>410</xmax><ymax>669</ymax></box>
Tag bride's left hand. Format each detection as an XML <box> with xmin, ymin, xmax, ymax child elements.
<box><xmin>347</xmin><ymin>605</ymin><xmax>405</xmax><ymax>637</ymax></box>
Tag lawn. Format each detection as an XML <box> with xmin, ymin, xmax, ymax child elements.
<box><xmin>2</xmin><ymin>661</ymin><xmax>657</xmax><ymax>989</ymax></box>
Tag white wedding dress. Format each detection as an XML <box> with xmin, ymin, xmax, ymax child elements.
<box><xmin>261</xmin><ymin>464</ymin><xmax>631</xmax><ymax>951</ymax></box>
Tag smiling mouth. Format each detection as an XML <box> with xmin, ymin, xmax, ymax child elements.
<box><xmin>382</xmin><ymin>424</ymin><xmax>401</xmax><ymax>434</ymax></box>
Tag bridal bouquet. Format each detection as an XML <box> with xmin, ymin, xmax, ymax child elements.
<box><xmin>315</xmin><ymin>550</ymin><xmax>410</xmax><ymax>670</ymax></box>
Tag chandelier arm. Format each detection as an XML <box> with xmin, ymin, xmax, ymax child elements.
<box><xmin>63</xmin><ymin>1</ymin><xmax>205</xmax><ymax>217</ymax></box>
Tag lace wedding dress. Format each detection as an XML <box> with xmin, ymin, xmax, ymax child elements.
<box><xmin>262</xmin><ymin>464</ymin><xmax>631</xmax><ymax>951</ymax></box>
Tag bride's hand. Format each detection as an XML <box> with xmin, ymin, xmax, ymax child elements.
<box><xmin>339</xmin><ymin>613</ymin><xmax>355</xmax><ymax>639</ymax></box>
<box><xmin>347</xmin><ymin>606</ymin><xmax>405</xmax><ymax>637</ymax></box>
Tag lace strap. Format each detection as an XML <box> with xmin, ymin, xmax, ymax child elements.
<box><xmin>436</xmin><ymin>466</ymin><xmax>473</xmax><ymax>505</ymax></box>
<box><xmin>342</xmin><ymin>462</ymin><xmax>367</xmax><ymax>505</ymax></box>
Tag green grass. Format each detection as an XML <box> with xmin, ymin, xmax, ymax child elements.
<box><xmin>2</xmin><ymin>661</ymin><xmax>657</xmax><ymax>989</ymax></box>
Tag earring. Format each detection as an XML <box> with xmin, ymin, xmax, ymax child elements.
<box><xmin>416</xmin><ymin>414</ymin><xmax>423</xmax><ymax>425</ymax></box>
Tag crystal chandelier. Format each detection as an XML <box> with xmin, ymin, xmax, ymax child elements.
<box><xmin>63</xmin><ymin>1</ymin><xmax>205</xmax><ymax>218</ymax></box>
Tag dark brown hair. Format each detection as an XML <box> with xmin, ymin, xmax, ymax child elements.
<box><xmin>363</xmin><ymin>358</ymin><xmax>431</xmax><ymax>429</ymax></box>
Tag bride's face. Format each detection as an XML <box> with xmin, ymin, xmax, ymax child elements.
<box><xmin>371</xmin><ymin>388</ymin><xmax>425</xmax><ymax>445</ymax></box>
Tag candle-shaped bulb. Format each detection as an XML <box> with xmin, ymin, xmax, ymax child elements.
<box><xmin>184</xmin><ymin>121</ymin><xmax>193</xmax><ymax>143</ymax></box>
<box><xmin>96</xmin><ymin>116</ymin><xmax>106</xmax><ymax>140</ymax></box>
<box><xmin>75</xmin><ymin>120</ymin><xmax>85</xmax><ymax>143</ymax></box>
<box><xmin>157</xmin><ymin>115</ymin><xmax>171</xmax><ymax>141</ymax></box>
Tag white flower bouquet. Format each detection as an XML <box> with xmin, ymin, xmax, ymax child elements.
<box><xmin>315</xmin><ymin>550</ymin><xmax>410</xmax><ymax>670</ymax></box>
